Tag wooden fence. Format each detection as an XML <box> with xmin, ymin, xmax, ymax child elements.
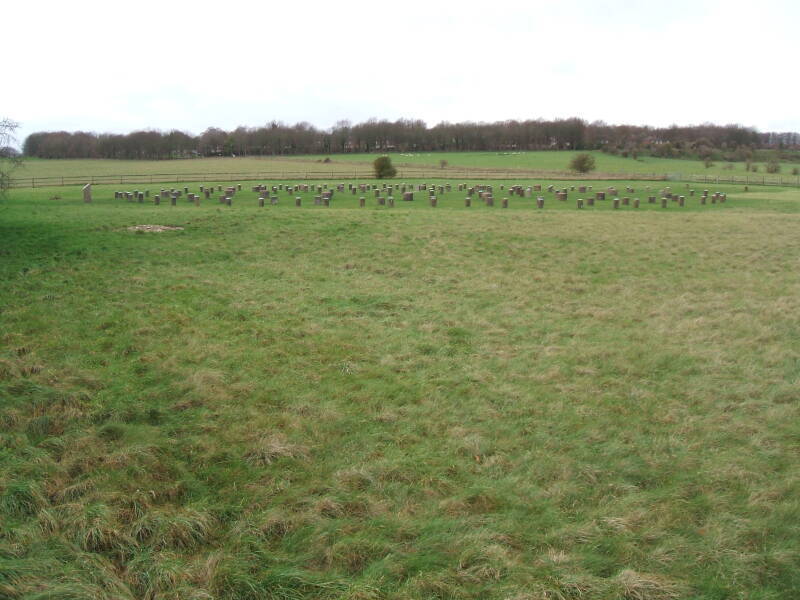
<box><xmin>14</xmin><ymin>169</ymin><xmax>800</xmax><ymax>189</ymax></box>
<box><xmin>667</xmin><ymin>173</ymin><xmax>800</xmax><ymax>186</ymax></box>
<box><xmin>9</xmin><ymin>168</ymin><xmax>670</xmax><ymax>189</ymax></box>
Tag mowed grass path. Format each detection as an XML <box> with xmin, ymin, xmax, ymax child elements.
<box><xmin>2</xmin><ymin>183</ymin><xmax>800</xmax><ymax>599</ymax></box>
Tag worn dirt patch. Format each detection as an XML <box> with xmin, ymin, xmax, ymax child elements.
<box><xmin>127</xmin><ymin>224</ymin><xmax>184</xmax><ymax>232</ymax></box>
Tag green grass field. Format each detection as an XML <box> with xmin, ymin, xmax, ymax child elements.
<box><xmin>2</xmin><ymin>178</ymin><xmax>800</xmax><ymax>599</ymax></box>
<box><xmin>13</xmin><ymin>151</ymin><xmax>800</xmax><ymax>185</ymax></box>
<box><xmin>301</xmin><ymin>150</ymin><xmax>798</xmax><ymax>178</ymax></box>
<box><xmin>11</xmin><ymin>157</ymin><xmax>368</xmax><ymax>184</ymax></box>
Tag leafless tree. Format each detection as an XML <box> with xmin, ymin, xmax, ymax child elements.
<box><xmin>0</xmin><ymin>118</ymin><xmax>22</xmax><ymax>197</ymax></box>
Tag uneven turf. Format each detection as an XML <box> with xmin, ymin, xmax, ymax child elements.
<box><xmin>2</xmin><ymin>181</ymin><xmax>800</xmax><ymax>599</ymax></box>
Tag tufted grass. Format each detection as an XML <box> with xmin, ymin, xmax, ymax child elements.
<box><xmin>1</xmin><ymin>180</ymin><xmax>800</xmax><ymax>598</ymax></box>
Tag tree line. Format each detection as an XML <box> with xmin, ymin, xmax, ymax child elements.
<box><xmin>22</xmin><ymin>118</ymin><xmax>800</xmax><ymax>161</ymax></box>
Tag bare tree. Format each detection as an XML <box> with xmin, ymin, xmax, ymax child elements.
<box><xmin>0</xmin><ymin>118</ymin><xmax>22</xmax><ymax>197</ymax></box>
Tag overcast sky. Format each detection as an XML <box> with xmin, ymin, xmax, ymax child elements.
<box><xmin>5</xmin><ymin>0</ymin><xmax>799</xmax><ymax>147</ymax></box>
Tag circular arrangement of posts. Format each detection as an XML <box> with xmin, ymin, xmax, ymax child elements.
<box><xmin>110</xmin><ymin>181</ymin><xmax>731</xmax><ymax>211</ymax></box>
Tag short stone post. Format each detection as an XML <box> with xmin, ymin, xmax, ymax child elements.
<box><xmin>83</xmin><ymin>184</ymin><xmax>92</xmax><ymax>203</ymax></box>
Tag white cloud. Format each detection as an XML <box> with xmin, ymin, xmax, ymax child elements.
<box><xmin>5</xmin><ymin>0</ymin><xmax>800</xmax><ymax>146</ymax></box>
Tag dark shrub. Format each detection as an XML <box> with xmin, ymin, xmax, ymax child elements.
<box><xmin>373</xmin><ymin>156</ymin><xmax>397</xmax><ymax>179</ymax></box>
<box><xmin>569</xmin><ymin>153</ymin><xmax>596</xmax><ymax>173</ymax></box>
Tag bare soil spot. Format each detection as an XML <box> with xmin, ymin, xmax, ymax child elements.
<box><xmin>127</xmin><ymin>224</ymin><xmax>184</xmax><ymax>232</ymax></box>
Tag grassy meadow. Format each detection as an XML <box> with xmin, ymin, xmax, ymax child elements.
<box><xmin>302</xmin><ymin>151</ymin><xmax>800</xmax><ymax>179</ymax></box>
<box><xmin>13</xmin><ymin>151</ymin><xmax>800</xmax><ymax>185</ymax></box>
<box><xmin>11</xmin><ymin>157</ymin><xmax>369</xmax><ymax>185</ymax></box>
<box><xmin>2</xmin><ymin>178</ymin><xmax>800</xmax><ymax>599</ymax></box>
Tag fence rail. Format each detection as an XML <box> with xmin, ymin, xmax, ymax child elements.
<box><xmin>12</xmin><ymin>169</ymin><xmax>800</xmax><ymax>189</ymax></box>
<box><xmin>667</xmin><ymin>173</ymin><xmax>800</xmax><ymax>186</ymax></box>
<box><xmin>9</xmin><ymin>169</ymin><xmax>670</xmax><ymax>189</ymax></box>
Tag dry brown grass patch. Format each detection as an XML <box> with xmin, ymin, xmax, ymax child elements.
<box><xmin>243</xmin><ymin>433</ymin><xmax>309</xmax><ymax>466</ymax></box>
<box><xmin>615</xmin><ymin>569</ymin><xmax>687</xmax><ymax>600</ymax></box>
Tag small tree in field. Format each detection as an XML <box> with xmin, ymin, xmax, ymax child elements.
<box><xmin>569</xmin><ymin>153</ymin><xmax>596</xmax><ymax>174</ymax></box>
<box><xmin>765</xmin><ymin>160</ymin><xmax>781</xmax><ymax>174</ymax></box>
<box><xmin>373</xmin><ymin>156</ymin><xmax>397</xmax><ymax>179</ymax></box>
